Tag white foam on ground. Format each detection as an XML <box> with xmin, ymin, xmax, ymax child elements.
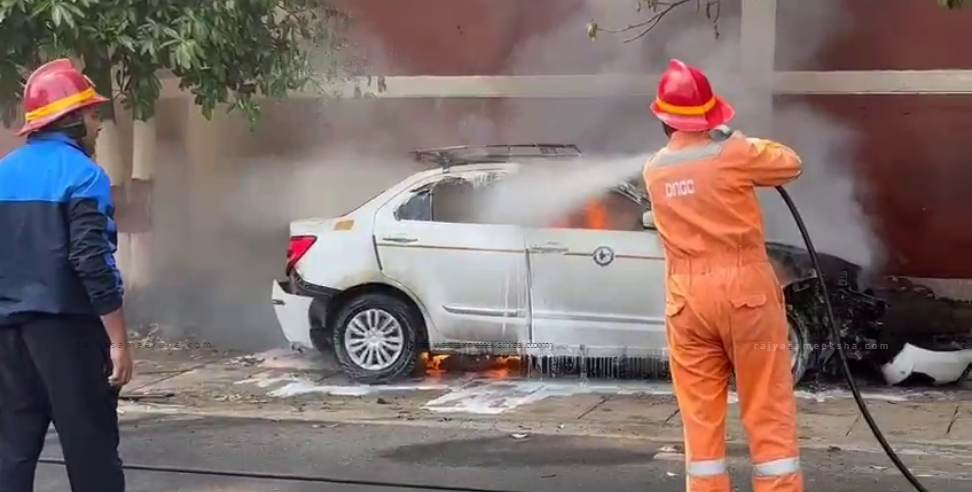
<box><xmin>269</xmin><ymin>380</ymin><xmax>451</xmax><ymax>397</ymax></box>
<box><xmin>251</xmin><ymin>348</ymin><xmax>328</xmax><ymax>370</ymax></box>
<box><xmin>794</xmin><ymin>388</ymin><xmax>952</xmax><ymax>403</ymax></box>
<box><xmin>234</xmin><ymin>373</ymin><xmax>449</xmax><ymax>397</ymax></box>
<box><xmin>424</xmin><ymin>380</ymin><xmax>676</xmax><ymax>414</ymax></box>
<box><xmin>234</xmin><ymin>368</ymin><xmax>948</xmax><ymax>414</ymax></box>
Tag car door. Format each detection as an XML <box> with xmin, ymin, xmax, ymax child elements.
<box><xmin>526</xmin><ymin>187</ymin><xmax>668</xmax><ymax>355</ymax></box>
<box><xmin>373</xmin><ymin>167</ymin><xmax>530</xmax><ymax>350</ymax></box>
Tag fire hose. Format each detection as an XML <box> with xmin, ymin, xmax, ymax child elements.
<box><xmin>775</xmin><ymin>186</ymin><xmax>929</xmax><ymax>492</ymax></box>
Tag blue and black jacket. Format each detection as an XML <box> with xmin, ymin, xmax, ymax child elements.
<box><xmin>0</xmin><ymin>132</ymin><xmax>124</xmax><ymax>325</ymax></box>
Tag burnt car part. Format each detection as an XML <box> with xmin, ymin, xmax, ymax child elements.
<box><xmin>776</xmin><ymin>186</ymin><xmax>927</xmax><ymax>492</ymax></box>
<box><xmin>412</xmin><ymin>143</ymin><xmax>582</xmax><ymax>168</ymax></box>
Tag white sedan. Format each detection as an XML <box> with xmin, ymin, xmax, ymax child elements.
<box><xmin>271</xmin><ymin>144</ymin><xmax>891</xmax><ymax>385</ymax></box>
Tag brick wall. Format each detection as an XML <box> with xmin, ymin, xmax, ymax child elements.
<box><xmin>777</xmin><ymin>0</ymin><xmax>972</xmax><ymax>70</ymax></box>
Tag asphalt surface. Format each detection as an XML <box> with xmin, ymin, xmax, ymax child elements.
<box><xmin>34</xmin><ymin>414</ymin><xmax>970</xmax><ymax>492</ymax></box>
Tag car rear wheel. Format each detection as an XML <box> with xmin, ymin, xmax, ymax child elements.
<box><xmin>332</xmin><ymin>293</ymin><xmax>421</xmax><ymax>384</ymax></box>
<box><xmin>788</xmin><ymin>308</ymin><xmax>813</xmax><ymax>385</ymax></box>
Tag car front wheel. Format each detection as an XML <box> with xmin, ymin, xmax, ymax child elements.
<box><xmin>332</xmin><ymin>293</ymin><xmax>421</xmax><ymax>384</ymax></box>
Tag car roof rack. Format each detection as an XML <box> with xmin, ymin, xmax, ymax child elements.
<box><xmin>410</xmin><ymin>144</ymin><xmax>582</xmax><ymax>168</ymax></box>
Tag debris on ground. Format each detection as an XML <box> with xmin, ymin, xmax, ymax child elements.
<box><xmin>654</xmin><ymin>444</ymin><xmax>685</xmax><ymax>461</ymax></box>
<box><xmin>213</xmin><ymin>393</ymin><xmax>244</xmax><ymax>402</ymax></box>
<box><xmin>828</xmin><ymin>445</ymin><xmax>842</xmax><ymax>453</ymax></box>
<box><xmin>131</xmin><ymin>324</ymin><xmax>217</xmax><ymax>353</ymax></box>
<box><xmin>376</xmin><ymin>397</ymin><xmax>390</xmax><ymax>405</ymax></box>
<box><xmin>119</xmin><ymin>392</ymin><xmax>175</xmax><ymax>402</ymax></box>
<box><xmin>510</xmin><ymin>433</ymin><xmax>529</xmax><ymax>440</ymax></box>
<box><xmin>226</xmin><ymin>355</ymin><xmax>265</xmax><ymax>367</ymax></box>
<box><xmin>653</xmin><ymin>452</ymin><xmax>684</xmax><ymax>461</ymax></box>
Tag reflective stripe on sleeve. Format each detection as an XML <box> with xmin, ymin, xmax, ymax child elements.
<box><xmin>753</xmin><ymin>457</ymin><xmax>801</xmax><ymax>477</ymax></box>
<box><xmin>650</xmin><ymin>141</ymin><xmax>726</xmax><ymax>167</ymax></box>
<box><xmin>687</xmin><ymin>459</ymin><xmax>728</xmax><ymax>477</ymax></box>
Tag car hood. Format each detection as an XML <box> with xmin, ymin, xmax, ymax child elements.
<box><xmin>765</xmin><ymin>241</ymin><xmax>865</xmax><ymax>290</ymax></box>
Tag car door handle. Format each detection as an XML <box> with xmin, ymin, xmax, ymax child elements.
<box><xmin>529</xmin><ymin>243</ymin><xmax>568</xmax><ymax>254</ymax></box>
<box><xmin>382</xmin><ymin>235</ymin><xmax>418</xmax><ymax>244</ymax></box>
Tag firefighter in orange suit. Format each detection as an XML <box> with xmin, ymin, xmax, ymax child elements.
<box><xmin>642</xmin><ymin>59</ymin><xmax>804</xmax><ymax>492</ymax></box>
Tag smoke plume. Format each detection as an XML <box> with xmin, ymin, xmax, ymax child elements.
<box><xmin>128</xmin><ymin>0</ymin><xmax>880</xmax><ymax>352</ymax></box>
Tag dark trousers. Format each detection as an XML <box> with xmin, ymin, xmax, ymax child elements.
<box><xmin>0</xmin><ymin>315</ymin><xmax>124</xmax><ymax>492</ymax></box>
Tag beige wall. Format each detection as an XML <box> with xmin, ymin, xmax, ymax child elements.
<box><xmin>0</xmin><ymin>129</ymin><xmax>20</xmax><ymax>157</ymax></box>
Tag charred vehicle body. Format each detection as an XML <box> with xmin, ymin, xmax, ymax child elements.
<box><xmin>271</xmin><ymin>144</ymin><xmax>971</xmax><ymax>385</ymax></box>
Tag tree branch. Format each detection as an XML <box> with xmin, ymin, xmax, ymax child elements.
<box><xmin>595</xmin><ymin>1</ymin><xmax>693</xmax><ymax>35</ymax></box>
<box><xmin>623</xmin><ymin>0</ymin><xmax>693</xmax><ymax>43</ymax></box>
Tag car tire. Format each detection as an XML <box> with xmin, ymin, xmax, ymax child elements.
<box><xmin>787</xmin><ymin>307</ymin><xmax>813</xmax><ymax>385</ymax></box>
<box><xmin>332</xmin><ymin>293</ymin><xmax>421</xmax><ymax>384</ymax></box>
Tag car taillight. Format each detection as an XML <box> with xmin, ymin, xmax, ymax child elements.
<box><xmin>286</xmin><ymin>236</ymin><xmax>317</xmax><ymax>274</ymax></box>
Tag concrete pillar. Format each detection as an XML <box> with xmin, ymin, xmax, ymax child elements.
<box><xmin>183</xmin><ymin>101</ymin><xmax>229</xmax><ymax>242</ymax></box>
<box><xmin>740</xmin><ymin>0</ymin><xmax>777</xmax><ymax>134</ymax></box>
<box><xmin>132</xmin><ymin>117</ymin><xmax>157</xmax><ymax>181</ymax></box>
<box><xmin>125</xmin><ymin>116</ymin><xmax>157</xmax><ymax>294</ymax></box>
<box><xmin>96</xmin><ymin>118</ymin><xmax>127</xmax><ymax>185</ymax></box>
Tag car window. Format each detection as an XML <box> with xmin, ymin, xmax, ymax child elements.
<box><xmin>395</xmin><ymin>185</ymin><xmax>432</xmax><ymax>221</ymax></box>
<box><xmin>550</xmin><ymin>189</ymin><xmax>646</xmax><ymax>232</ymax></box>
<box><xmin>394</xmin><ymin>172</ymin><xmax>508</xmax><ymax>224</ymax></box>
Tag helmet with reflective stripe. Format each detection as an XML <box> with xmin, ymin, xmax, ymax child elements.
<box><xmin>651</xmin><ymin>59</ymin><xmax>735</xmax><ymax>132</ymax></box>
<box><xmin>17</xmin><ymin>58</ymin><xmax>109</xmax><ymax>136</ymax></box>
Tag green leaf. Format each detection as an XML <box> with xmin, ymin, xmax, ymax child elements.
<box><xmin>118</xmin><ymin>35</ymin><xmax>136</xmax><ymax>52</ymax></box>
<box><xmin>0</xmin><ymin>0</ymin><xmax>349</xmax><ymax>128</ymax></box>
<box><xmin>61</xmin><ymin>1</ymin><xmax>84</xmax><ymax>20</ymax></box>
<box><xmin>50</xmin><ymin>3</ymin><xmax>67</xmax><ymax>27</ymax></box>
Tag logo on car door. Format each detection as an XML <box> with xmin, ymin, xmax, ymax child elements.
<box><xmin>593</xmin><ymin>246</ymin><xmax>615</xmax><ymax>267</ymax></box>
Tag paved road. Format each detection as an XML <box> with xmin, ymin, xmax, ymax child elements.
<box><xmin>34</xmin><ymin>414</ymin><xmax>970</xmax><ymax>492</ymax></box>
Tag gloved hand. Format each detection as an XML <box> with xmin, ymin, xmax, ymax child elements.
<box><xmin>711</xmin><ymin>125</ymin><xmax>736</xmax><ymax>141</ymax></box>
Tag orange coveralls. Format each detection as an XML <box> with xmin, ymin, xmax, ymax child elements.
<box><xmin>643</xmin><ymin>130</ymin><xmax>803</xmax><ymax>492</ymax></box>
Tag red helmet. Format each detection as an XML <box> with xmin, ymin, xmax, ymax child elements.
<box><xmin>650</xmin><ymin>59</ymin><xmax>734</xmax><ymax>132</ymax></box>
<box><xmin>17</xmin><ymin>58</ymin><xmax>109</xmax><ymax>136</ymax></box>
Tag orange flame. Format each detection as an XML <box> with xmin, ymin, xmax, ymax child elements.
<box><xmin>482</xmin><ymin>356</ymin><xmax>522</xmax><ymax>379</ymax></box>
<box><xmin>421</xmin><ymin>352</ymin><xmax>451</xmax><ymax>374</ymax></box>
<box><xmin>583</xmin><ymin>201</ymin><xmax>609</xmax><ymax>230</ymax></box>
<box><xmin>420</xmin><ymin>353</ymin><xmax>522</xmax><ymax>379</ymax></box>
<box><xmin>551</xmin><ymin>199</ymin><xmax>611</xmax><ymax>230</ymax></box>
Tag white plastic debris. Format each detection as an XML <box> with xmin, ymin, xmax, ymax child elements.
<box><xmin>881</xmin><ymin>343</ymin><xmax>972</xmax><ymax>385</ymax></box>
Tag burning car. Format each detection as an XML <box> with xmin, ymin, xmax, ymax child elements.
<box><xmin>271</xmin><ymin>144</ymin><xmax>970</xmax><ymax>386</ymax></box>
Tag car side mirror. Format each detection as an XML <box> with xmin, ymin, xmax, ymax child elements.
<box><xmin>642</xmin><ymin>210</ymin><xmax>656</xmax><ymax>230</ymax></box>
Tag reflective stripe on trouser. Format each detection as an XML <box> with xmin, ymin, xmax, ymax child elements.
<box><xmin>666</xmin><ymin>261</ymin><xmax>804</xmax><ymax>492</ymax></box>
<box><xmin>753</xmin><ymin>457</ymin><xmax>803</xmax><ymax>492</ymax></box>
<box><xmin>685</xmin><ymin>458</ymin><xmax>730</xmax><ymax>492</ymax></box>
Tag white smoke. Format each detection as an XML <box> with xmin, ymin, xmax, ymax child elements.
<box><xmin>128</xmin><ymin>0</ymin><xmax>882</xmax><ymax>351</ymax></box>
<box><xmin>469</xmin><ymin>155</ymin><xmax>647</xmax><ymax>227</ymax></box>
<box><xmin>486</xmin><ymin>0</ymin><xmax>878</xmax><ymax>268</ymax></box>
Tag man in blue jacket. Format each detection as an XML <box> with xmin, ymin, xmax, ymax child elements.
<box><xmin>0</xmin><ymin>59</ymin><xmax>132</xmax><ymax>492</ymax></box>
